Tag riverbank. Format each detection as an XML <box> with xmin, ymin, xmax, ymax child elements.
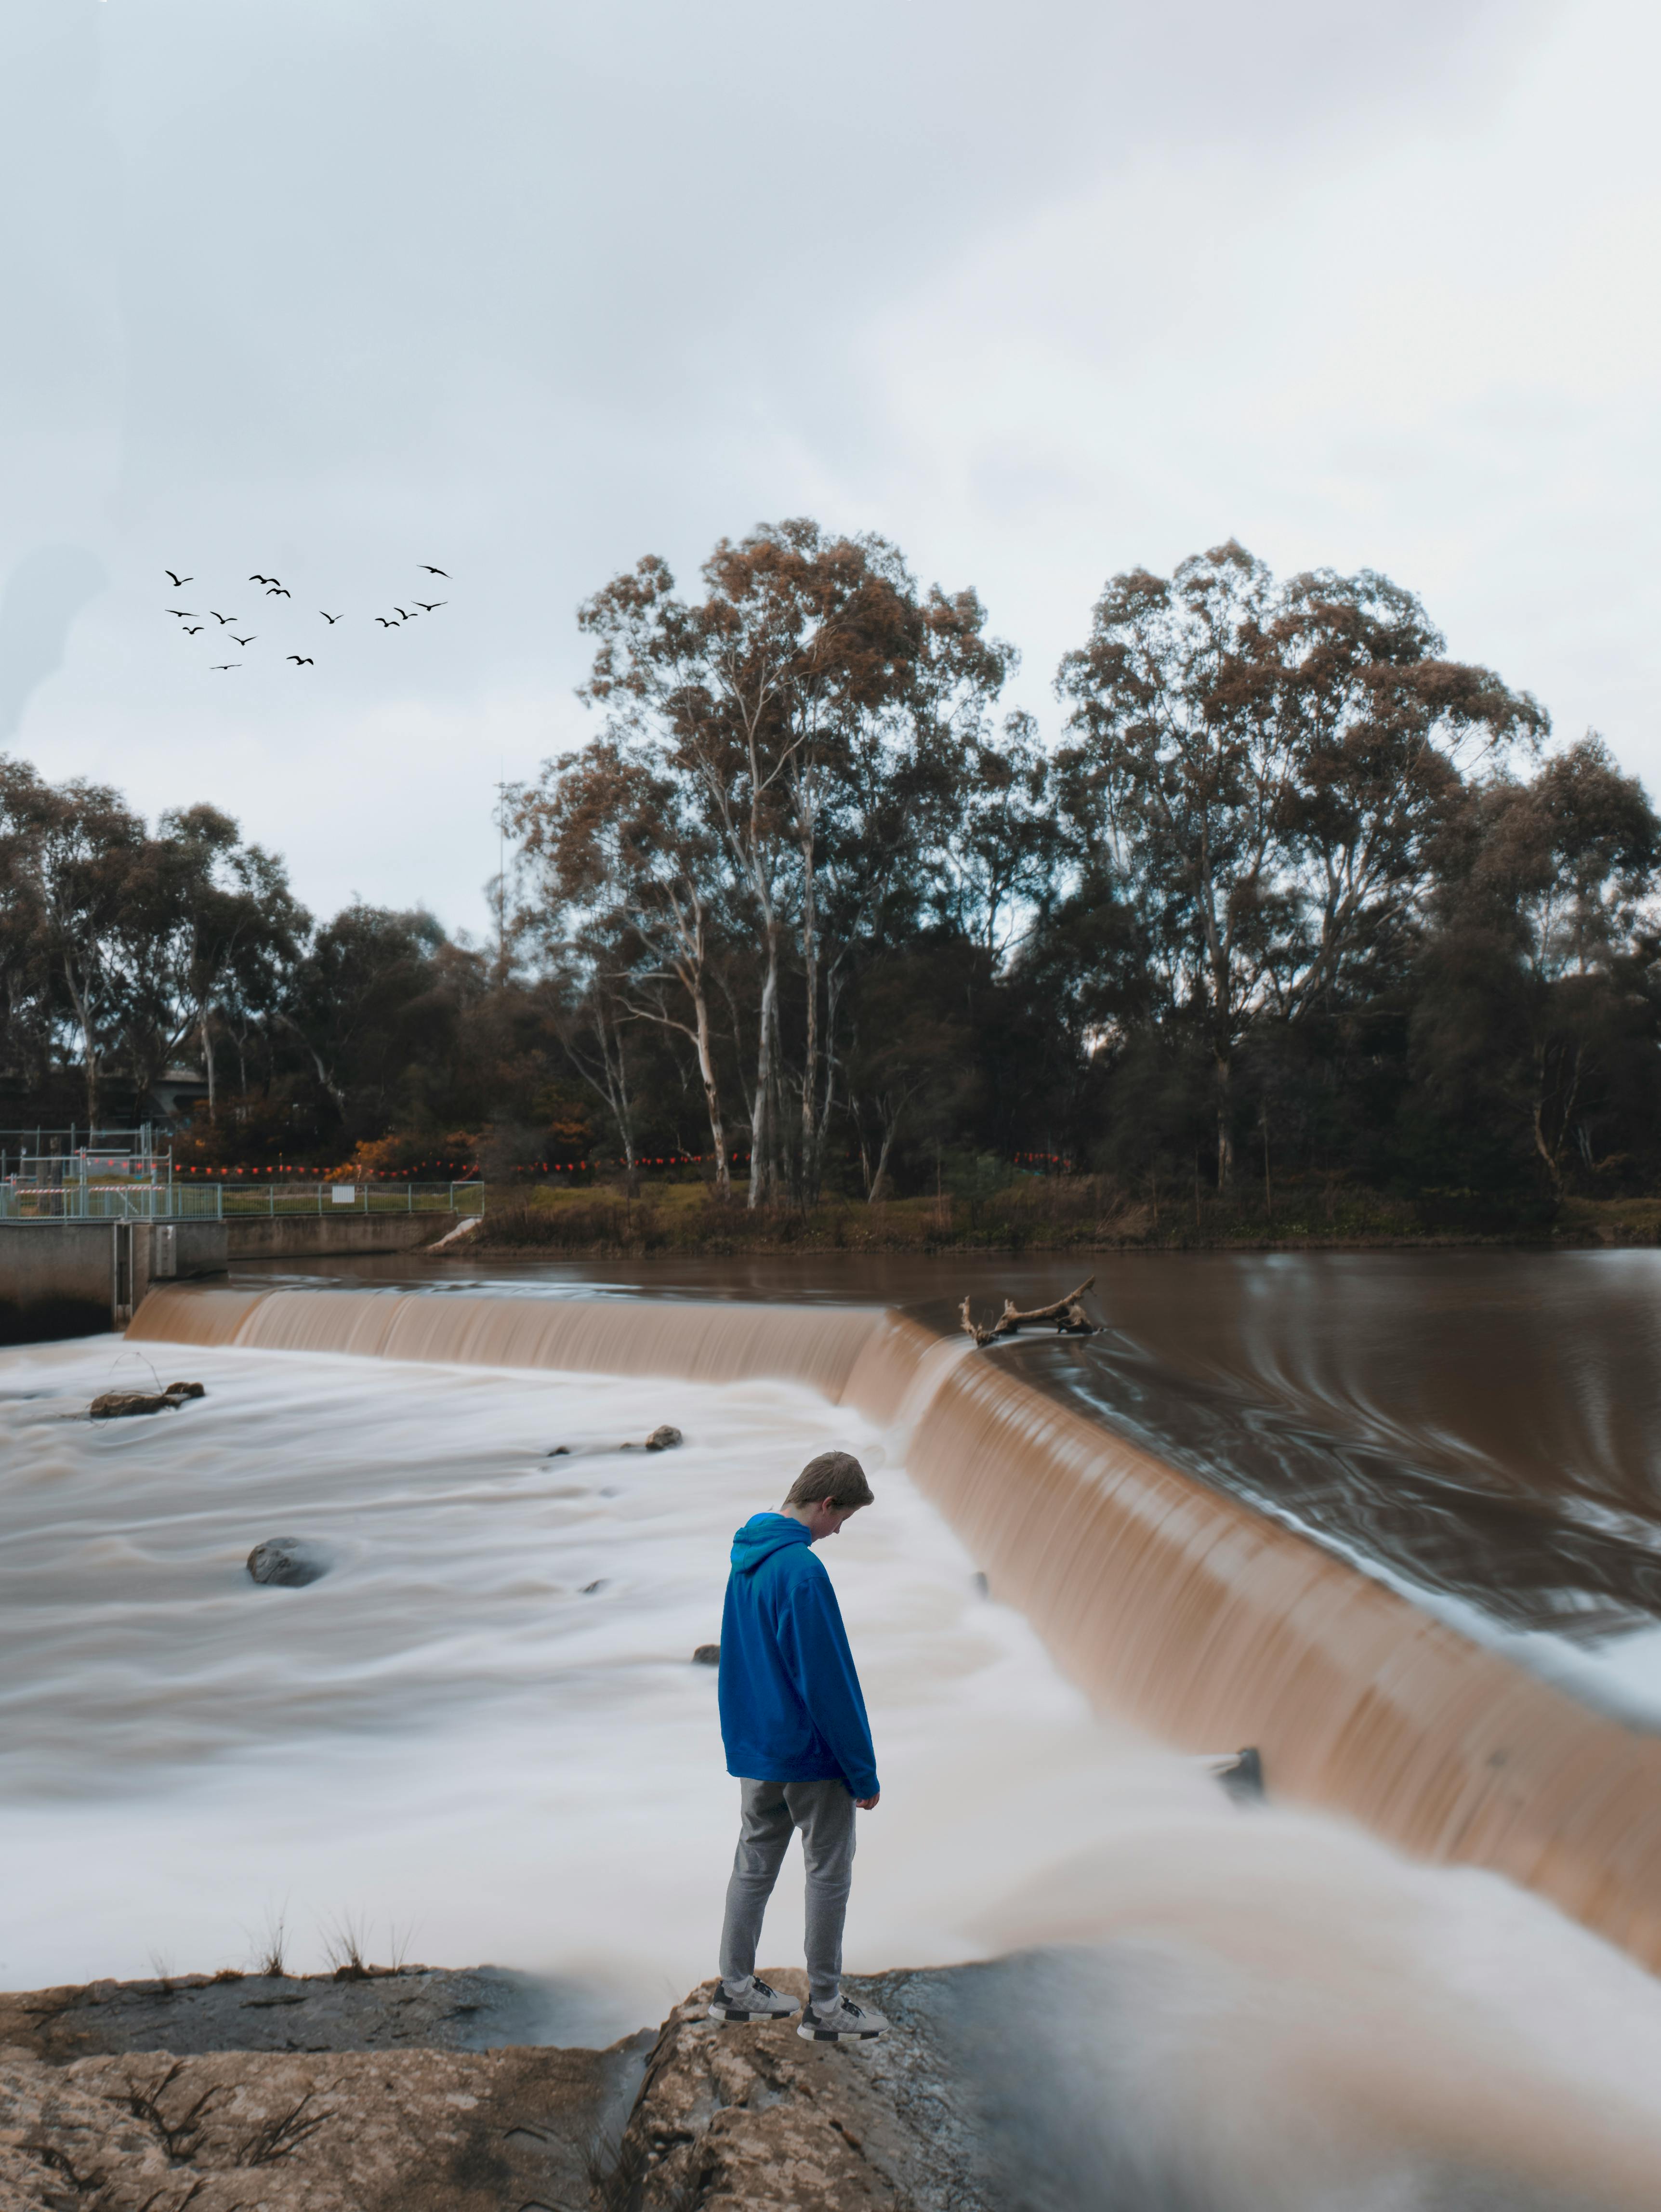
<box><xmin>0</xmin><ymin>1965</ymin><xmax>989</xmax><ymax>2212</ymax></box>
<box><xmin>473</xmin><ymin>1177</ymin><xmax>1659</xmax><ymax>1256</ymax></box>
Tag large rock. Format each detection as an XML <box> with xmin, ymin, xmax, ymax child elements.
<box><xmin>246</xmin><ymin>1537</ymin><xmax>331</xmax><ymax>1587</ymax></box>
<box><xmin>0</xmin><ymin>2042</ymin><xmax>635</xmax><ymax>2212</ymax></box>
<box><xmin>612</xmin><ymin>1970</ymin><xmax>995</xmax><ymax>2210</ymax></box>
<box><xmin>89</xmin><ymin>1381</ymin><xmax>205</xmax><ymax>1420</ymax></box>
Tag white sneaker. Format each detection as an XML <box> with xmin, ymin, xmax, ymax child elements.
<box><xmin>708</xmin><ymin>1975</ymin><xmax>799</xmax><ymax>2024</ymax></box>
<box><xmin>796</xmin><ymin>1994</ymin><xmax>887</xmax><ymax>2042</ymax></box>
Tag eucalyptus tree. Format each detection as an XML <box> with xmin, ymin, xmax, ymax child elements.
<box><xmin>514</xmin><ymin>734</ymin><xmax>736</xmax><ymax>1194</ymax></box>
<box><xmin>1417</xmin><ymin>736</ymin><xmax>1661</xmax><ymax>1198</ymax></box>
<box><xmin>1055</xmin><ymin>541</ymin><xmax>1545</xmax><ymax>1185</ymax></box>
<box><xmin>574</xmin><ymin>520</ymin><xmax>1012</xmax><ymax>1206</ymax></box>
<box><xmin>17</xmin><ymin>774</ymin><xmax>146</xmax><ymax>1125</ymax></box>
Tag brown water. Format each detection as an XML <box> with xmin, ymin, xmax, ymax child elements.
<box><xmin>136</xmin><ymin>1276</ymin><xmax>1661</xmax><ymax>1977</ymax></box>
<box><xmin>228</xmin><ymin>1248</ymin><xmax>1661</xmax><ymax>1645</ymax></box>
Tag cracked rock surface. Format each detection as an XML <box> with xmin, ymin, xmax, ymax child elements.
<box><xmin>0</xmin><ymin>1964</ymin><xmax>994</xmax><ymax>2211</ymax></box>
<box><xmin>613</xmin><ymin>1969</ymin><xmax>995</xmax><ymax>2211</ymax></box>
<box><xmin>0</xmin><ymin>2042</ymin><xmax>643</xmax><ymax>2211</ymax></box>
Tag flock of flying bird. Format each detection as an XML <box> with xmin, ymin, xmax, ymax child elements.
<box><xmin>161</xmin><ymin>566</ymin><xmax>450</xmax><ymax>670</ymax></box>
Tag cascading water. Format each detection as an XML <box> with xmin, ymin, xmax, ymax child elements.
<box><xmin>2</xmin><ymin>1280</ymin><xmax>1658</xmax><ymax>2207</ymax></box>
<box><xmin>131</xmin><ymin>1282</ymin><xmax>1661</xmax><ymax>1970</ymax></box>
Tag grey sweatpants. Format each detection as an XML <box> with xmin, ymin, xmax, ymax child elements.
<box><xmin>718</xmin><ymin>1777</ymin><xmax>857</xmax><ymax>2011</ymax></box>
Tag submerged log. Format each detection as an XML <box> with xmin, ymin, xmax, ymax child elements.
<box><xmin>959</xmin><ymin>1277</ymin><xmax>1098</xmax><ymax>1347</ymax></box>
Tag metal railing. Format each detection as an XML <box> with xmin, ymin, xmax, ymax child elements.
<box><xmin>216</xmin><ymin>1181</ymin><xmax>484</xmax><ymax>1218</ymax></box>
<box><xmin>0</xmin><ymin>1153</ymin><xmax>483</xmax><ymax>1222</ymax></box>
<box><xmin>0</xmin><ymin>1145</ymin><xmax>181</xmax><ymax>1221</ymax></box>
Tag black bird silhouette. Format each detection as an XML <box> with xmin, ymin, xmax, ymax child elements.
<box><xmin>266</xmin><ymin>586</ymin><xmax>291</xmax><ymax>597</ymax></box>
<box><xmin>183</xmin><ymin>626</ymin><xmax>205</xmax><ymax>635</ymax></box>
<box><xmin>414</xmin><ymin>600</ymin><xmax>447</xmax><ymax>612</ymax></box>
<box><xmin>249</xmin><ymin>574</ymin><xmax>276</xmax><ymax>585</ymax></box>
<box><xmin>394</xmin><ymin>606</ymin><xmax>414</xmax><ymax>619</ymax></box>
<box><xmin>231</xmin><ymin>634</ymin><xmax>256</xmax><ymax>646</ymax></box>
<box><xmin>210</xmin><ymin>663</ymin><xmax>241</xmax><ymax>671</ymax></box>
<box><xmin>210</xmin><ymin>611</ymin><xmax>236</xmax><ymax>625</ymax></box>
<box><xmin>167</xmin><ymin>608</ymin><xmax>196</xmax><ymax>618</ymax></box>
<box><xmin>320</xmin><ymin>611</ymin><xmax>343</xmax><ymax>624</ymax></box>
<box><xmin>420</xmin><ymin>566</ymin><xmax>449</xmax><ymax>578</ymax></box>
<box><xmin>374</xmin><ymin>616</ymin><xmax>395</xmax><ymax>627</ymax></box>
<box><xmin>287</xmin><ymin>655</ymin><xmax>314</xmax><ymax>666</ymax></box>
<box><xmin>164</xmin><ymin>569</ymin><xmax>193</xmax><ymax>587</ymax></box>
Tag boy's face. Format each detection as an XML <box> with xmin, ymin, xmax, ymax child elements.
<box><xmin>802</xmin><ymin>1498</ymin><xmax>857</xmax><ymax>1542</ymax></box>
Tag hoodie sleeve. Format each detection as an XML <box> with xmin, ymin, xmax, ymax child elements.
<box><xmin>773</xmin><ymin>1557</ymin><xmax>880</xmax><ymax>1799</ymax></box>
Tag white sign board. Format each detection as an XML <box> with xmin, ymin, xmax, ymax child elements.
<box><xmin>331</xmin><ymin>1184</ymin><xmax>357</xmax><ymax>1205</ymax></box>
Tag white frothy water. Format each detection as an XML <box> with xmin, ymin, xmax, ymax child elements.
<box><xmin>5</xmin><ymin>1329</ymin><xmax>1661</xmax><ymax>2208</ymax></box>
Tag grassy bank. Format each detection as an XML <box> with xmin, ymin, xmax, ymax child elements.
<box><xmin>472</xmin><ymin>1176</ymin><xmax>1661</xmax><ymax>1255</ymax></box>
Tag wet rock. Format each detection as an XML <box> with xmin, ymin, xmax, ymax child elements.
<box><xmin>580</xmin><ymin>1579</ymin><xmax>608</xmax><ymax>1595</ymax></box>
<box><xmin>693</xmin><ymin>1644</ymin><xmax>720</xmax><ymax>1665</ymax></box>
<box><xmin>547</xmin><ymin>1444</ymin><xmax>570</xmax><ymax>1455</ymax></box>
<box><xmin>1214</xmin><ymin>1745</ymin><xmax>1266</xmax><ymax>1804</ymax></box>
<box><xmin>0</xmin><ymin>1965</ymin><xmax>630</xmax><ymax>2061</ymax></box>
<box><xmin>613</xmin><ymin>1971</ymin><xmax>995</xmax><ymax>2210</ymax></box>
<box><xmin>247</xmin><ymin>1537</ymin><xmax>330</xmax><ymax>1588</ymax></box>
<box><xmin>89</xmin><ymin>1381</ymin><xmax>205</xmax><ymax>1420</ymax></box>
<box><xmin>644</xmin><ymin>1424</ymin><xmax>683</xmax><ymax>1451</ymax></box>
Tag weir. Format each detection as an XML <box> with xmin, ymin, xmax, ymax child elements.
<box><xmin>131</xmin><ymin>1282</ymin><xmax>1661</xmax><ymax>1973</ymax></box>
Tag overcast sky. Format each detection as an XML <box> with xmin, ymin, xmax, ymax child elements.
<box><xmin>3</xmin><ymin>0</ymin><xmax>1655</xmax><ymax>938</ymax></box>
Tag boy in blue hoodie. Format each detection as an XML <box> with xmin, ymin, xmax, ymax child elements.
<box><xmin>710</xmin><ymin>1449</ymin><xmax>889</xmax><ymax>2043</ymax></box>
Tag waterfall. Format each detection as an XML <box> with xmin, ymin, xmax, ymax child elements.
<box><xmin>132</xmin><ymin>1282</ymin><xmax>1661</xmax><ymax>1971</ymax></box>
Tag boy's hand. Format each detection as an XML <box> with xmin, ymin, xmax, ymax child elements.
<box><xmin>856</xmin><ymin>1792</ymin><xmax>880</xmax><ymax>1810</ymax></box>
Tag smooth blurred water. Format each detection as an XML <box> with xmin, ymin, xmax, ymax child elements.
<box><xmin>246</xmin><ymin>1248</ymin><xmax>1661</xmax><ymax>1644</ymax></box>
<box><xmin>7</xmin><ymin>1321</ymin><xmax>1661</xmax><ymax>2207</ymax></box>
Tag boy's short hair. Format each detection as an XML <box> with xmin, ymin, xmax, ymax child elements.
<box><xmin>784</xmin><ymin>1451</ymin><xmax>874</xmax><ymax>1513</ymax></box>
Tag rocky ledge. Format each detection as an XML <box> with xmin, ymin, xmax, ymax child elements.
<box><xmin>0</xmin><ymin>1963</ymin><xmax>998</xmax><ymax>2211</ymax></box>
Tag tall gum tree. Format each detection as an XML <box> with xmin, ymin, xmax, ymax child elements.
<box><xmin>514</xmin><ymin>734</ymin><xmax>735</xmax><ymax>1196</ymax></box>
<box><xmin>575</xmin><ymin>522</ymin><xmax>1010</xmax><ymax>1208</ymax></box>
<box><xmin>1055</xmin><ymin>541</ymin><xmax>1546</xmax><ymax>1187</ymax></box>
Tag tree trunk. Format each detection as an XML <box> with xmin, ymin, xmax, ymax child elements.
<box><xmin>64</xmin><ymin>956</ymin><xmax>98</xmax><ymax>1126</ymax></box>
<box><xmin>868</xmin><ymin>1125</ymin><xmax>897</xmax><ymax>1203</ymax></box>
<box><xmin>749</xmin><ymin>935</ymin><xmax>781</xmax><ymax>1209</ymax></box>
<box><xmin>1214</xmin><ymin>1051</ymin><xmax>1234</xmax><ymax>1190</ymax></box>
<box><xmin>200</xmin><ymin>1007</ymin><xmax>217</xmax><ymax>1120</ymax></box>
<box><xmin>689</xmin><ymin>979</ymin><xmax>731</xmax><ymax>1199</ymax></box>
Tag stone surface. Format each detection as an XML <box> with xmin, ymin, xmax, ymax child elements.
<box><xmin>644</xmin><ymin>1425</ymin><xmax>683</xmax><ymax>1452</ymax></box>
<box><xmin>87</xmin><ymin>1390</ymin><xmax>183</xmax><ymax>1420</ymax></box>
<box><xmin>0</xmin><ymin>1968</ymin><xmax>613</xmax><ymax>2062</ymax></box>
<box><xmin>613</xmin><ymin>1970</ymin><xmax>995</xmax><ymax>2211</ymax></box>
<box><xmin>692</xmin><ymin>1644</ymin><xmax>721</xmax><ymax>1665</ymax></box>
<box><xmin>246</xmin><ymin>1536</ymin><xmax>331</xmax><ymax>1587</ymax></box>
<box><xmin>0</xmin><ymin>2042</ymin><xmax>640</xmax><ymax>2212</ymax></box>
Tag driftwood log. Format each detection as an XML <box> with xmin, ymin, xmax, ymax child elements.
<box><xmin>960</xmin><ymin>1277</ymin><xmax>1098</xmax><ymax>1347</ymax></box>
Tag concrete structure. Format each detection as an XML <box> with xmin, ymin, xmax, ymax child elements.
<box><xmin>0</xmin><ymin>1220</ymin><xmax>227</xmax><ymax>1343</ymax></box>
<box><xmin>223</xmin><ymin>1212</ymin><xmax>464</xmax><ymax>1262</ymax></box>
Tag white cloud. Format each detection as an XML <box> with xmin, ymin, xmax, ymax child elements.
<box><xmin>2</xmin><ymin>0</ymin><xmax>1644</xmax><ymax>932</ymax></box>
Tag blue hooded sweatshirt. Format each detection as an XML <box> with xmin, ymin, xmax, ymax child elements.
<box><xmin>718</xmin><ymin>1514</ymin><xmax>879</xmax><ymax>1800</ymax></box>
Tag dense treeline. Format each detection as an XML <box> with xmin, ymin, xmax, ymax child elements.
<box><xmin>3</xmin><ymin>524</ymin><xmax>1660</xmax><ymax>1230</ymax></box>
<box><xmin>520</xmin><ymin>527</ymin><xmax>1661</xmax><ymax>1226</ymax></box>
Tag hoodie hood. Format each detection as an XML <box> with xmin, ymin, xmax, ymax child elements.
<box><xmin>730</xmin><ymin>1513</ymin><xmax>811</xmax><ymax>1575</ymax></box>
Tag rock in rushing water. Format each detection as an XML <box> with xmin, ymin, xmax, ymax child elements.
<box><xmin>89</xmin><ymin>1381</ymin><xmax>205</xmax><ymax>1420</ymax></box>
<box><xmin>246</xmin><ymin>1538</ymin><xmax>330</xmax><ymax>1588</ymax></box>
<box><xmin>693</xmin><ymin>1644</ymin><xmax>720</xmax><ymax>1665</ymax></box>
<box><xmin>645</xmin><ymin>1424</ymin><xmax>683</xmax><ymax>1451</ymax></box>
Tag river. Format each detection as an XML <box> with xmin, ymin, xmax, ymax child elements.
<box><xmin>5</xmin><ymin>1248</ymin><xmax>1661</xmax><ymax>2209</ymax></box>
